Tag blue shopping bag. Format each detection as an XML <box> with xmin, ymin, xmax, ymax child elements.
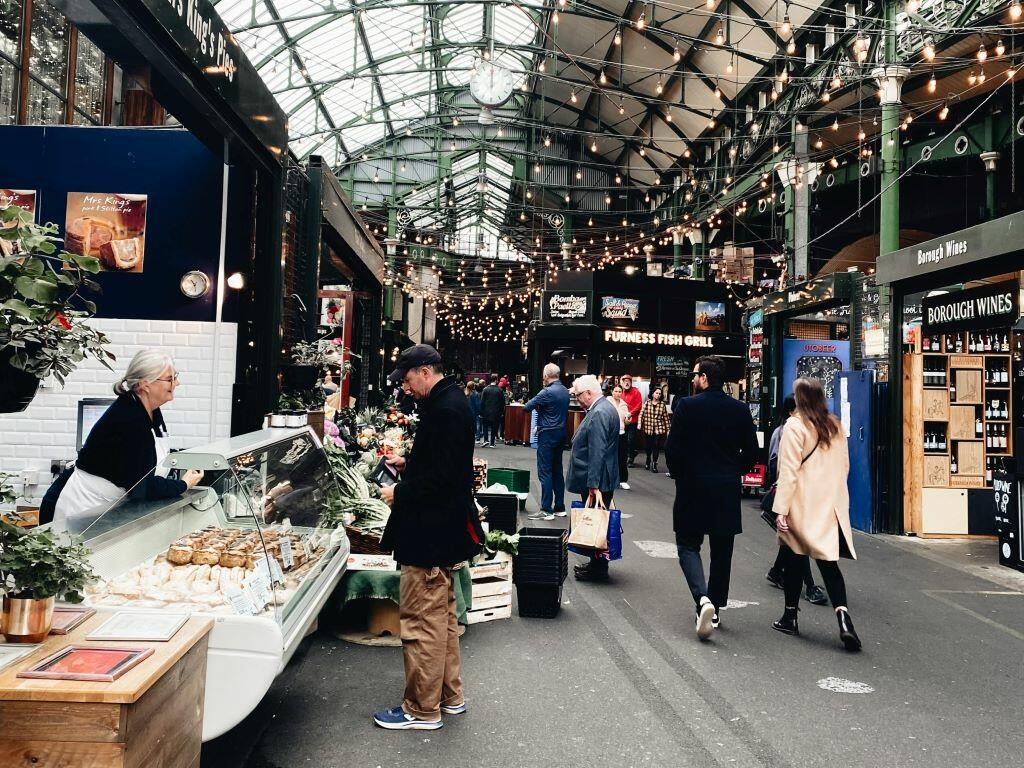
<box><xmin>567</xmin><ymin>500</ymin><xmax>623</xmax><ymax>561</ymax></box>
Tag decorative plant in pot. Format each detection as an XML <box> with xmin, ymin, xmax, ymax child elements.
<box><xmin>280</xmin><ymin>341</ymin><xmax>327</xmax><ymax>392</ymax></box>
<box><xmin>0</xmin><ymin>204</ymin><xmax>114</xmax><ymax>412</ymax></box>
<box><xmin>0</xmin><ymin>515</ymin><xmax>96</xmax><ymax>642</ymax></box>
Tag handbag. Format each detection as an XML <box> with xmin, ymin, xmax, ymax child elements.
<box><xmin>567</xmin><ymin>494</ymin><xmax>623</xmax><ymax>561</ymax></box>
<box><xmin>567</xmin><ymin>491</ymin><xmax>611</xmax><ymax>552</ymax></box>
<box><xmin>759</xmin><ymin>441</ymin><xmax>819</xmax><ymax>531</ymax></box>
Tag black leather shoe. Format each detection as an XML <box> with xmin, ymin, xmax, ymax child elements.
<box><xmin>574</xmin><ymin>566</ymin><xmax>609</xmax><ymax>582</ymax></box>
<box><xmin>651</xmin><ymin>463</ymin><xmax>659</xmax><ymax>473</ymax></box>
<box><xmin>805</xmin><ymin>585</ymin><xmax>829</xmax><ymax>605</ymax></box>
<box><xmin>766</xmin><ymin>569</ymin><xmax>785</xmax><ymax>590</ymax></box>
<box><xmin>772</xmin><ymin>607</ymin><xmax>800</xmax><ymax>636</ymax></box>
<box><xmin>836</xmin><ymin>609</ymin><xmax>862</xmax><ymax>651</ymax></box>
<box><xmin>644</xmin><ymin>461</ymin><xmax>651</xmax><ymax>471</ymax></box>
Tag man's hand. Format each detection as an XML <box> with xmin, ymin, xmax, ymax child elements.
<box><xmin>379</xmin><ymin>484</ymin><xmax>396</xmax><ymax>505</ymax></box>
<box><xmin>776</xmin><ymin>514</ymin><xmax>789</xmax><ymax>533</ymax></box>
<box><xmin>386</xmin><ymin>455</ymin><xmax>407</xmax><ymax>472</ymax></box>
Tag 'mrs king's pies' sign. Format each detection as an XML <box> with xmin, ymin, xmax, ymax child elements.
<box><xmin>922</xmin><ymin>280</ymin><xmax>1019</xmax><ymax>334</ymax></box>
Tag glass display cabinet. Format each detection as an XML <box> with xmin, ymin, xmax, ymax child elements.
<box><xmin>73</xmin><ymin>427</ymin><xmax>350</xmax><ymax>740</ymax></box>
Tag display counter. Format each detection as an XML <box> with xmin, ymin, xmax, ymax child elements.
<box><xmin>566</xmin><ymin>408</ymin><xmax>585</xmax><ymax>444</ymax></box>
<box><xmin>503</xmin><ymin>404</ymin><xmax>531</xmax><ymax>445</ymax></box>
<box><xmin>71</xmin><ymin>427</ymin><xmax>349</xmax><ymax>740</ymax></box>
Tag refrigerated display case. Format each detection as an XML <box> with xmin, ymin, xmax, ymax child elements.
<box><xmin>70</xmin><ymin>427</ymin><xmax>350</xmax><ymax>740</ymax></box>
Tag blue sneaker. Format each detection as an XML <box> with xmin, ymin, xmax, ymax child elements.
<box><xmin>373</xmin><ymin>706</ymin><xmax>443</xmax><ymax>730</ymax></box>
<box><xmin>441</xmin><ymin>701</ymin><xmax>467</xmax><ymax>715</ymax></box>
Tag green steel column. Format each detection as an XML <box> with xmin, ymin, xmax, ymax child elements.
<box><xmin>673</xmin><ymin>228</ymin><xmax>684</xmax><ymax>273</ymax></box>
<box><xmin>784</xmin><ymin>187</ymin><xmax>796</xmax><ymax>279</ymax></box>
<box><xmin>383</xmin><ymin>208</ymin><xmax>398</xmax><ymax>326</ymax></box>
<box><xmin>561</xmin><ymin>213</ymin><xmax>572</xmax><ymax>270</ymax></box>
<box><xmin>875</xmin><ymin>1</ymin><xmax>907</xmax><ymax>258</ymax></box>
<box><xmin>688</xmin><ymin>229</ymin><xmax>707</xmax><ymax>279</ymax></box>
<box><xmin>980</xmin><ymin>117</ymin><xmax>1000</xmax><ymax>219</ymax></box>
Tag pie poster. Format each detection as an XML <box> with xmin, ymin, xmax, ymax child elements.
<box><xmin>0</xmin><ymin>189</ymin><xmax>36</xmax><ymax>256</ymax></box>
<box><xmin>64</xmin><ymin>192</ymin><xmax>147</xmax><ymax>272</ymax></box>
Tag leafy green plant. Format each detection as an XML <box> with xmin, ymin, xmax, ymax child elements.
<box><xmin>481</xmin><ymin>529</ymin><xmax>519</xmax><ymax>557</ymax></box>
<box><xmin>0</xmin><ymin>473</ymin><xmax>16</xmax><ymax>507</ymax></box>
<box><xmin>0</xmin><ymin>520</ymin><xmax>96</xmax><ymax>602</ymax></box>
<box><xmin>0</xmin><ymin>205</ymin><xmax>114</xmax><ymax>384</ymax></box>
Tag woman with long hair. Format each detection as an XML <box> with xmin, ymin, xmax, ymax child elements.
<box><xmin>610</xmin><ymin>384</ymin><xmax>631</xmax><ymax>490</ymax></box>
<box><xmin>638</xmin><ymin>388</ymin><xmax>671</xmax><ymax>473</ymax></box>
<box><xmin>771</xmin><ymin>377</ymin><xmax>861</xmax><ymax>651</ymax></box>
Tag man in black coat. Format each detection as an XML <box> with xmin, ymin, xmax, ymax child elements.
<box><xmin>374</xmin><ymin>344</ymin><xmax>483</xmax><ymax>730</ymax></box>
<box><xmin>664</xmin><ymin>355</ymin><xmax>758</xmax><ymax>641</ymax></box>
<box><xmin>479</xmin><ymin>375</ymin><xmax>505</xmax><ymax>447</ymax></box>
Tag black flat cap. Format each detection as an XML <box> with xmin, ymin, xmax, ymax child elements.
<box><xmin>388</xmin><ymin>344</ymin><xmax>442</xmax><ymax>384</ymax></box>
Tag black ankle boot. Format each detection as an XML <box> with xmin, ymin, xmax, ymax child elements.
<box><xmin>644</xmin><ymin>460</ymin><xmax>651</xmax><ymax>470</ymax></box>
<box><xmin>651</xmin><ymin>462</ymin><xmax>659</xmax><ymax>473</ymax></box>
<box><xmin>836</xmin><ymin>609</ymin><xmax>862</xmax><ymax>651</ymax></box>
<box><xmin>772</xmin><ymin>606</ymin><xmax>800</xmax><ymax>636</ymax></box>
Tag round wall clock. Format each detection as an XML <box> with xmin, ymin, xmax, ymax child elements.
<box><xmin>180</xmin><ymin>270</ymin><xmax>211</xmax><ymax>299</ymax></box>
<box><xmin>469</xmin><ymin>60</ymin><xmax>515</xmax><ymax>107</ymax></box>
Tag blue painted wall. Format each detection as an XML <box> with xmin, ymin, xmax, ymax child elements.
<box><xmin>3</xmin><ymin>126</ymin><xmax>229</xmax><ymax>322</ymax></box>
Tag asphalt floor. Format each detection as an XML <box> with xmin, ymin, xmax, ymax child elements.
<box><xmin>202</xmin><ymin>445</ymin><xmax>1024</xmax><ymax>768</ymax></box>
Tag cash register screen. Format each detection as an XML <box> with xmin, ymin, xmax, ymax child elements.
<box><xmin>76</xmin><ymin>398</ymin><xmax>114</xmax><ymax>451</ymax></box>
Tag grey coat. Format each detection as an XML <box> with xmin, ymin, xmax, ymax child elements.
<box><xmin>567</xmin><ymin>396</ymin><xmax>621</xmax><ymax>495</ymax></box>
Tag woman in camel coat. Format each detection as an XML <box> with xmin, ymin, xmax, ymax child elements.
<box><xmin>771</xmin><ymin>377</ymin><xmax>861</xmax><ymax>651</ymax></box>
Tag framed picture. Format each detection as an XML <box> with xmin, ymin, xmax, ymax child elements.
<box><xmin>695</xmin><ymin>301</ymin><xmax>726</xmax><ymax>331</ymax></box>
<box><xmin>49</xmin><ymin>605</ymin><xmax>96</xmax><ymax>635</ymax></box>
<box><xmin>64</xmin><ymin>192</ymin><xmax>147</xmax><ymax>272</ymax></box>
<box><xmin>86</xmin><ymin>611</ymin><xmax>188</xmax><ymax>643</ymax></box>
<box><xmin>17</xmin><ymin>645</ymin><xmax>154</xmax><ymax>682</ymax></box>
<box><xmin>0</xmin><ymin>644</ymin><xmax>37</xmax><ymax>673</ymax></box>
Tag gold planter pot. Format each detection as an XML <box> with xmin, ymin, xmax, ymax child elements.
<box><xmin>1</xmin><ymin>595</ymin><xmax>55</xmax><ymax>643</ymax></box>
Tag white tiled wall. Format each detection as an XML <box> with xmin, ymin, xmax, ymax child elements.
<box><xmin>0</xmin><ymin>319</ymin><xmax>237</xmax><ymax>504</ymax></box>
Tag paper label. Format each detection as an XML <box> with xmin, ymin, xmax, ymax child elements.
<box><xmin>225</xmin><ymin>586</ymin><xmax>257</xmax><ymax>616</ymax></box>
<box><xmin>243</xmin><ymin>569</ymin><xmax>272</xmax><ymax>608</ymax></box>
<box><xmin>254</xmin><ymin>556</ymin><xmax>283</xmax><ymax>586</ymax></box>
<box><xmin>280</xmin><ymin>538</ymin><xmax>295</xmax><ymax>570</ymax></box>
<box><xmin>302</xmin><ymin>537</ymin><xmax>313</xmax><ymax>561</ymax></box>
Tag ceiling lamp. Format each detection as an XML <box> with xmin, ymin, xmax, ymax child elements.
<box><xmin>978</xmin><ymin>68</ymin><xmax>986</xmax><ymax>83</ymax></box>
<box><xmin>570</xmin><ymin>89</ymin><xmax>578</xmax><ymax>103</ymax></box>
<box><xmin>656</xmin><ymin>76</ymin><xmax>664</xmax><ymax>95</ymax></box>
<box><xmin>639</xmin><ymin>146</ymin><xmax>646</xmax><ymax>156</ymax></box>
<box><xmin>857</xmin><ymin>126</ymin><xmax>866</xmax><ymax>141</ymax></box>
<box><xmin>605</xmin><ymin>193</ymin><xmax>612</xmax><ymax>204</ymax></box>
<box><xmin>618</xmin><ymin>99</ymin><xmax>625</xmax><ymax>115</ymax></box>
<box><xmin>832</xmin><ymin>117</ymin><xmax>839</xmax><ymax>131</ymax></box>
<box><xmin>714</xmin><ymin>80</ymin><xmax>722</xmax><ymax>99</ymax></box>
<box><xmin>576</xmin><ymin>168</ymin><xmax>583</xmax><ymax>180</ymax></box>
<box><xmin>708</xmin><ymin>118</ymin><xmax>716</xmax><ymax>128</ymax></box>
<box><xmin>726</xmin><ymin>55</ymin><xmax>734</xmax><ymax>74</ymax></box>
<box><xmin>591</xmin><ymin>137</ymin><xmax>598</xmax><ymax>152</ymax></box>
<box><xmin>544</xmin><ymin>135</ymin><xmax>551</xmax><ymax>147</ymax></box>
<box><xmin>814</xmin><ymin>137</ymin><xmax>823</xmax><ymax>149</ymax></box>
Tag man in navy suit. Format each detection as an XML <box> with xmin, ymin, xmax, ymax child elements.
<box><xmin>524</xmin><ymin>363</ymin><xmax>571</xmax><ymax>521</ymax></box>
<box><xmin>665</xmin><ymin>356</ymin><xmax>758</xmax><ymax>640</ymax></box>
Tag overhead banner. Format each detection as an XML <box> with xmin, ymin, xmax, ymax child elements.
<box><xmin>922</xmin><ymin>280</ymin><xmax>1018</xmax><ymax>335</ymax></box>
<box><xmin>542</xmin><ymin>291</ymin><xmax>592</xmax><ymax>323</ymax></box>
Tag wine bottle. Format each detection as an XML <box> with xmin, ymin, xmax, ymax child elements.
<box><xmin>1001</xmin><ymin>400</ymin><xmax>1008</xmax><ymax>420</ymax></box>
<box><xmin>951</xmin><ymin>453</ymin><xmax>959</xmax><ymax>474</ymax></box>
<box><xmin>968</xmin><ymin>334</ymin><xmax>976</xmax><ymax>352</ymax></box>
<box><xmin>956</xmin><ymin>334</ymin><xmax>964</xmax><ymax>353</ymax></box>
<box><xmin>985</xmin><ymin>333</ymin><xmax>992</xmax><ymax>352</ymax></box>
<box><xmin>976</xmin><ymin>416</ymin><xmax>983</xmax><ymax>437</ymax></box>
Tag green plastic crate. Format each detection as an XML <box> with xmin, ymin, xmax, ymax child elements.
<box><xmin>487</xmin><ymin>467</ymin><xmax>531</xmax><ymax>494</ymax></box>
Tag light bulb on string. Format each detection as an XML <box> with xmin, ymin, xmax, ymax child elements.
<box><xmin>928</xmin><ymin>72</ymin><xmax>936</xmax><ymax>93</ymax></box>
<box><xmin>906</xmin><ymin>0</ymin><xmax>920</xmax><ymax>13</ymax></box>
<box><xmin>570</xmin><ymin>90</ymin><xmax>578</xmax><ymax>103</ymax></box>
<box><xmin>636</xmin><ymin>11</ymin><xmax>646</xmax><ymax>31</ymax></box>
<box><xmin>544</xmin><ymin>135</ymin><xmax>551</xmax><ymax>147</ymax></box>
<box><xmin>614</xmin><ymin>26</ymin><xmax>622</xmax><ymax>46</ymax></box>
<box><xmin>786</xmin><ymin>39</ymin><xmax>796</xmax><ymax>55</ymax></box>
<box><xmin>978</xmin><ymin>44</ymin><xmax>987</xmax><ymax>62</ymax></box>
<box><xmin>715</xmin><ymin>27</ymin><xmax>724</xmax><ymax>46</ymax></box>
<box><xmin>923</xmin><ymin>39</ymin><xmax>935</xmax><ymax>61</ymax></box>
<box><xmin>832</xmin><ymin>117</ymin><xmax>839</xmax><ymax>131</ymax></box>
<box><xmin>780</xmin><ymin>13</ymin><xmax>791</xmax><ymax>35</ymax></box>
<box><xmin>832</xmin><ymin>74</ymin><xmax>842</xmax><ymax>89</ymax></box>
<box><xmin>726</xmin><ymin>56</ymin><xmax>734</xmax><ymax>74</ymax></box>
<box><xmin>673</xmin><ymin>46</ymin><xmax>681</xmax><ymax>62</ymax></box>
<box><xmin>599</xmin><ymin>69</ymin><xmax>608</xmax><ymax>85</ymax></box>
<box><xmin>968</xmin><ymin>70</ymin><xmax>978</xmax><ymax>85</ymax></box>
<box><xmin>996</xmin><ymin>40</ymin><xmax>1006</xmax><ymax>56</ymax></box>
<box><xmin>618</xmin><ymin>99</ymin><xmax>625</xmax><ymax>115</ymax></box>
<box><xmin>656</xmin><ymin>76</ymin><xmax>664</xmax><ymax>95</ymax></box>
<box><xmin>978</xmin><ymin>68</ymin><xmax>986</xmax><ymax>83</ymax></box>
<box><xmin>1013</xmin><ymin>0</ymin><xmax>1022</xmax><ymax>19</ymax></box>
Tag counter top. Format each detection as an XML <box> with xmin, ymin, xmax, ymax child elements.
<box><xmin>0</xmin><ymin>614</ymin><xmax>213</xmax><ymax>704</ymax></box>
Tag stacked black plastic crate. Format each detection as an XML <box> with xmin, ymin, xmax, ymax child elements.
<box><xmin>512</xmin><ymin>527</ymin><xmax>568</xmax><ymax>618</ymax></box>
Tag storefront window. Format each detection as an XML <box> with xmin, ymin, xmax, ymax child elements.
<box><xmin>73</xmin><ymin>32</ymin><xmax>104</xmax><ymax>124</ymax></box>
<box><xmin>0</xmin><ymin>0</ymin><xmax>20</xmax><ymax>125</ymax></box>
<box><xmin>28</xmin><ymin>0</ymin><xmax>67</xmax><ymax>94</ymax></box>
<box><xmin>0</xmin><ymin>56</ymin><xmax>16</xmax><ymax>124</ymax></box>
<box><xmin>25</xmin><ymin>73</ymin><xmax>61</xmax><ymax>123</ymax></box>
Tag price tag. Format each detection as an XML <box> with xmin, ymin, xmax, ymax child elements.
<box><xmin>269</xmin><ymin>557</ymin><xmax>285</xmax><ymax>584</ymax></box>
<box><xmin>280</xmin><ymin>537</ymin><xmax>295</xmax><ymax>570</ymax></box>
<box><xmin>301</xmin><ymin>537</ymin><xmax>313</xmax><ymax>561</ymax></box>
<box><xmin>243</xmin><ymin>569</ymin><xmax>272</xmax><ymax>608</ymax></box>
<box><xmin>225</xmin><ymin>586</ymin><xmax>257</xmax><ymax>616</ymax></box>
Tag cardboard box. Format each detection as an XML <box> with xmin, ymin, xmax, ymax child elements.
<box><xmin>367</xmin><ymin>599</ymin><xmax>400</xmax><ymax>637</ymax></box>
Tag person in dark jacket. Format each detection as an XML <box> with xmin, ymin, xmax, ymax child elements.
<box><xmin>465</xmin><ymin>381</ymin><xmax>483</xmax><ymax>443</ymax></box>
<box><xmin>479</xmin><ymin>375</ymin><xmax>505</xmax><ymax>447</ymax></box>
<box><xmin>375</xmin><ymin>344</ymin><xmax>483</xmax><ymax>731</ymax></box>
<box><xmin>523</xmin><ymin>363</ymin><xmax>570</xmax><ymax>520</ymax></box>
<box><xmin>566</xmin><ymin>374</ymin><xmax>620</xmax><ymax>582</ymax></box>
<box><xmin>46</xmin><ymin>349</ymin><xmax>204</xmax><ymax>531</ymax></box>
<box><xmin>665</xmin><ymin>355</ymin><xmax>758</xmax><ymax>641</ymax></box>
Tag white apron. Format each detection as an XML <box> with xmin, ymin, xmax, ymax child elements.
<box><xmin>53</xmin><ymin>429</ymin><xmax>171</xmax><ymax>532</ymax></box>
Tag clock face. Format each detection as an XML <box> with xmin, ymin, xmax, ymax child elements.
<box><xmin>469</xmin><ymin>60</ymin><xmax>515</xmax><ymax>107</ymax></box>
<box><xmin>180</xmin><ymin>270</ymin><xmax>210</xmax><ymax>299</ymax></box>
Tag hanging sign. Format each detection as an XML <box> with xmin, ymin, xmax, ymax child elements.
<box><xmin>600</xmin><ymin>296</ymin><xmax>640</xmax><ymax>321</ymax></box>
<box><xmin>604</xmin><ymin>330</ymin><xmax>714</xmax><ymax>348</ymax></box>
<box><xmin>542</xmin><ymin>291</ymin><xmax>592</xmax><ymax>323</ymax></box>
<box><xmin>748</xmin><ymin>308</ymin><xmax>764</xmax><ymax>365</ymax></box>
<box><xmin>921</xmin><ymin>280</ymin><xmax>1018</xmax><ymax>335</ymax></box>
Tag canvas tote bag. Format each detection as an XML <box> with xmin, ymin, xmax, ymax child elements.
<box><xmin>567</xmin><ymin>490</ymin><xmax>611</xmax><ymax>551</ymax></box>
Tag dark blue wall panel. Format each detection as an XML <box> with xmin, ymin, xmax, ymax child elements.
<box><xmin>3</xmin><ymin>126</ymin><xmax>228</xmax><ymax>322</ymax></box>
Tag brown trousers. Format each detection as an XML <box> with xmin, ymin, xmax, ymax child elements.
<box><xmin>399</xmin><ymin>565</ymin><xmax>464</xmax><ymax>720</ymax></box>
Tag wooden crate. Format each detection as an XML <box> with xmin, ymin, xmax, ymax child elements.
<box><xmin>470</xmin><ymin>552</ymin><xmax>512</xmax><ymax>580</ymax></box>
<box><xmin>466</xmin><ymin>604</ymin><xmax>513</xmax><ymax>624</ymax></box>
<box><xmin>955</xmin><ymin>369</ymin><xmax>983</xmax><ymax>404</ymax></box>
<box><xmin>950</xmin><ymin>475</ymin><xmax>985</xmax><ymax>488</ymax></box>
<box><xmin>923</xmin><ymin>456</ymin><xmax>950</xmax><ymax>487</ymax></box>
<box><xmin>957</xmin><ymin>441</ymin><xmax>985</xmax><ymax>476</ymax></box>
<box><xmin>471</xmin><ymin>593</ymin><xmax>513</xmax><ymax>611</ymax></box>
<box><xmin>949</xmin><ymin>354</ymin><xmax>983</xmax><ymax>369</ymax></box>
<box><xmin>471</xmin><ymin>577</ymin><xmax>512</xmax><ymax>599</ymax></box>
<box><xmin>922</xmin><ymin>389</ymin><xmax>949</xmax><ymax>421</ymax></box>
<box><xmin>949</xmin><ymin>405</ymin><xmax>977</xmax><ymax>440</ymax></box>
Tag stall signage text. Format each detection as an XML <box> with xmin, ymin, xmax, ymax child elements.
<box><xmin>604</xmin><ymin>330</ymin><xmax>713</xmax><ymax>348</ymax></box>
<box><xmin>157</xmin><ymin>0</ymin><xmax>237</xmax><ymax>81</ymax></box>
<box><xmin>542</xmin><ymin>291</ymin><xmax>592</xmax><ymax>323</ymax></box>
<box><xmin>601</xmin><ymin>296</ymin><xmax>640</xmax><ymax>321</ymax></box>
<box><xmin>917</xmin><ymin>238</ymin><xmax>968</xmax><ymax>267</ymax></box>
<box><xmin>922</xmin><ymin>280</ymin><xmax>1018</xmax><ymax>334</ymax></box>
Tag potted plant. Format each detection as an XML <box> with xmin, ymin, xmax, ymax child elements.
<box><xmin>0</xmin><ymin>518</ymin><xmax>96</xmax><ymax>642</ymax></box>
<box><xmin>280</xmin><ymin>340</ymin><xmax>325</xmax><ymax>392</ymax></box>
<box><xmin>1</xmin><ymin>204</ymin><xmax>114</xmax><ymax>412</ymax></box>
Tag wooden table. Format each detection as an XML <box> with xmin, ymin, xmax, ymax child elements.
<box><xmin>0</xmin><ymin>614</ymin><xmax>213</xmax><ymax>768</ymax></box>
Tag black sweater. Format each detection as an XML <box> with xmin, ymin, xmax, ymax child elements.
<box><xmin>74</xmin><ymin>393</ymin><xmax>187</xmax><ymax>499</ymax></box>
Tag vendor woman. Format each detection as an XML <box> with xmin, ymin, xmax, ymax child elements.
<box><xmin>46</xmin><ymin>349</ymin><xmax>204</xmax><ymax>531</ymax></box>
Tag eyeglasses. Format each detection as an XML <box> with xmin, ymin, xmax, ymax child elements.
<box><xmin>692</xmin><ymin>371</ymin><xmax>705</xmax><ymax>379</ymax></box>
<box><xmin>156</xmin><ymin>374</ymin><xmax>180</xmax><ymax>384</ymax></box>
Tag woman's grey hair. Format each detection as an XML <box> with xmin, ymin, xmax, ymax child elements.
<box><xmin>113</xmin><ymin>349</ymin><xmax>175</xmax><ymax>395</ymax></box>
<box><xmin>572</xmin><ymin>374</ymin><xmax>602</xmax><ymax>396</ymax></box>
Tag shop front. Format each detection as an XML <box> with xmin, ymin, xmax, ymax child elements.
<box><xmin>755</xmin><ymin>271</ymin><xmax>890</xmax><ymax>532</ymax></box>
<box><xmin>877</xmin><ymin>209</ymin><xmax>1024</xmax><ymax>571</ymax></box>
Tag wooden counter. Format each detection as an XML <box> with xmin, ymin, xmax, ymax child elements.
<box><xmin>0</xmin><ymin>614</ymin><xmax>213</xmax><ymax>767</ymax></box>
<box><xmin>503</xmin><ymin>404</ymin><xmax>531</xmax><ymax>445</ymax></box>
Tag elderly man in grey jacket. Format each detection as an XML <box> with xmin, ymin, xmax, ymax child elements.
<box><xmin>566</xmin><ymin>374</ymin><xmax>620</xmax><ymax>582</ymax></box>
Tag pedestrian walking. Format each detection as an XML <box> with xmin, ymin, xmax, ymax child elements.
<box><xmin>479</xmin><ymin>375</ymin><xmax>505</xmax><ymax>447</ymax></box>
<box><xmin>638</xmin><ymin>388</ymin><xmax>671</xmax><ymax>473</ymax></box>
<box><xmin>566</xmin><ymin>374</ymin><xmax>620</xmax><ymax>582</ymax></box>
<box><xmin>374</xmin><ymin>344</ymin><xmax>484</xmax><ymax>730</ymax></box>
<box><xmin>524</xmin><ymin>363</ymin><xmax>570</xmax><ymax>521</ymax></box>
<box><xmin>465</xmin><ymin>381</ymin><xmax>483</xmax><ymax>445</ymax></box>
<box><xmin>664</xmin><ymin>355</ymin><xmax>758</xmax><ymax>640</ymax></box>
<box><xmin>619</xmin><ymin>374</ymin><xmax>643</xmax><ymax>465</ymax></box>
<box><xmin>764</xmin><ymin>395</ymin><xmax>828</xmax><ymax>605</ymax></box>
<box><xmin>610</xmin><ymin>385</ymin><xmax>631</xmax><ymax>490</ymax></box>
<box><xmin>771</xmin><ymin>377</ymin><xmax>862</xmax><ymax>651</ymax></box>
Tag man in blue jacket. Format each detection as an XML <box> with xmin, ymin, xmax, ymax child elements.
<box><xmin>524</xmin><ymin>363</ymin><xmax>570</xmax><ymax>521</ymax></box>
